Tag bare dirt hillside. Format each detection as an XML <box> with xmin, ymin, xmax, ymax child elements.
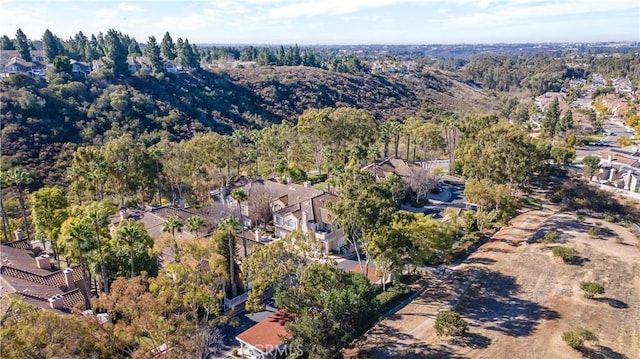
<box><xmin>344</xmin><ymin>209</ymin><xmax>640</xmax><ymax>359</ymax></box>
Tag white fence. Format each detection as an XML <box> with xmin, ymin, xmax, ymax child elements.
<box><xmin>594</xmin><ymin>183</ymin><xmax>640</xmax><ymax>201</ymax></box>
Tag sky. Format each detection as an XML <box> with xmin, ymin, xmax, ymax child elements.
<box><xmin>0</xmin><ymin>0</ymin><xmax>638</xmax><ymax>45</ymax></box>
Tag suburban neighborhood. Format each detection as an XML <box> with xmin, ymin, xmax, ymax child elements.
<box><xmin>0</xmin><ymin>6</ymin><xmax>639</xmax><ymax>358</ymax></box>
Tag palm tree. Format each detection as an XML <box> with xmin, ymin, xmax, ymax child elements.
<box><xmin>149</xmin><ymin>147</ymin><xmax>163</xmax><ymax>206</ymax></box>
<box><xmin>86</xmin><ymin>208</ymin><xmax>110</xmax><ymax>294</ymax></box>
<box><xmin>442</xmin><ymin>115</ymin><xmax>459</xmax><ymax>174</ymax></box>
<box><xmin>186</xmin><ymin>215</ymin><xmax>205</xmax><ymax>239</ymax></box>
<box><xmin>230</xmin><ymin>188</ymin><xmax>248</xmax><ymax>257</ymax></box>
<box><xmin>391</xmin><ymin>122</ymin><xmax>402</xmax><ymax>158</ymax></box>
<box><xmin>162</xmin><ymin>215</ymin><xmax>183</xmax><ymax>262</ymax></box>
<box><xmin>115</xmin><ymin>220</ymin><xmax>146</xmax><ymax>278</ymax></box>
<box><xmin>380</xmin><ymin>122</ymin><xmax>399</xmax><ymax>159</ymax></box>
<box><xmin>231</xmin><ymin>130</ymin><xmax>247</xmax><ymax>177</ymax></box>
<box><xmin>0</xmin><ymin>172</ymin><xmax>11</xmax><ymax>241</ymax></box>
<box><xmin>65</xmin><ymin>220</ymin><xmax>93</xmax><ymax>310</ymax></box>
<box><xmin>219</xmin><ymin>216</ymin><xmax>240</xmax><ymax>298</ymax></box>
<box><xmin>6</xmin><ymin>167</ymin><xmax>33</xmax><ymax>241</ymax></box>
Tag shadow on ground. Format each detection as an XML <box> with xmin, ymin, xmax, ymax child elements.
<box><xmin>449</xmin><ymin>332</ymin><xmax>492</xmax><ymax>349</ymax></box>
<box><xmin>594</xmin><ymin>297</ymin><xmax>629</xmax><ymax>309</ymax></box>
<box><xmin>341</xmin><ymin>323</ymin><xmax>467</xmax><ymax>359</ymax></box>
<box><xmin>580</xmin><ymin>345</ymin><xmax>629</xmax><ymax>359</ymax></box>
<box><xmin>456</xmin><ymin>268</ymin><xmax>561</xmax><ymax>338</ymax></box>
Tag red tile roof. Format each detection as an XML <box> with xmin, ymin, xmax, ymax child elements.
<box><xmin>236</xmin><ymin>311</ymin><xmax>292</xmax><ymax>351</ymax></box>
<box><xmin>349</xmin><ymin>264</ymin><xmax>382</xmax><ymax>284</ymax></box>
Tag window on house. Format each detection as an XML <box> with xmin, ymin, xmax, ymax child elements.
<box><xmin>286</xmin><ymin>218</ymin><xmax>295</xmax><ymax>229</ymax></box>
<box><xmin>275</xmin><ymin>216</ymin><xmax>283</xmax><ymax>225</ymax></box>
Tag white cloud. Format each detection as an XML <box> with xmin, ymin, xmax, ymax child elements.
<box><xmin>118</xmin><ymin>2</ymin><xmax>144</xmax><ymax>13</ymax></box>
<box><xmin>445</xmin><ymin>0</ymin><xmax>640</xmax><ymax>28</ymax></box>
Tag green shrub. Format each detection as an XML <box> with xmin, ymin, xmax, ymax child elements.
<box><xmin>541</xmin><ymin>230</ymin><xmax>558</xmax><ymax>245</ymax></box>
<box><xmin>580</xmin><ymin>281</ymin><xmax>605</xmax><ymax>299</ymax></box>
<box><xmin>552</xmin><ymin>246</ymin><xmax>579</xmax><ymax>263</ymax></box>
<box><xmin>615</xmin><ymin>236</ymin><xmax>624</xmax><ymax>244</ymax></box>
<box><xmin>587</xmin><ymin>227</ymin><xmax>599</xmax><ymax>237</ymax></box>
<box><xmin>377</xmin><ymin>281</ymin><xmax>411</xmax><ymax>307</ymax></box>
<box><xmin>576</xmin><ymin>215</ymin><xmax>585</xmax><ymax>223</ymax></box>
<box><xmin>562</xmin><ymin>327</ymin><xmax>598</xmax><ymax>350</ymax></box>
<box><xmin>308</xmin><ymin>173</ymin><xmax>328</xmax><ymax>184</ymax></box>
<box><xmin>594</xmin><ymin>221</ymin><xmax>602</xmax><ymax>227</ymax></box>
<box><xmin>434</xmin><ymin>310</ymin><xmax>468</xmax><ymax>337</ymax></box>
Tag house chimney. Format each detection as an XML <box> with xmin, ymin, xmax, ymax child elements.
<box><xmin>48</xmin><ymin>294</ymin><xmax>64</xmax><ymax>310</ymax></box>
<box><xmin>255</xmin><ymin>229</ymin><xmax>261</xmax><ymax>242</ymax></box>
<box><xmin>301</xmin><ymin>211</ymin><xmax>309</xmax><ymax>233</ymax></box>
<box><xmin>219</xmin><ymin>187</ymin><xmax>226</xmax><ymax>203</ymax></box>
<box><xmin>607</xmin><ymin>155</ymin><xmax>612</xmax><ymax>164</ymax></box>
<box><xmin>120</xmin><ymin>208</ymin><xmax>128</xmax><ymax>221</ymax></box>
<box><xmin>14</xmin><ymin>229</ymin><xmax>24</xmax><ymax>241</ymax></box>
<box><xmin>36</xmin><ymin>254</ymin><xmax>51</xmax><ymax>270</ymax></box>
<box><xmin>63</xmin><ymin>267</ymin><xmax>75</xmax><ymax>290</ymax></box>
<box><xmin>609</xmin><ymin>167</ymin><xmax>616</xmax><ymax>182</ymax></box>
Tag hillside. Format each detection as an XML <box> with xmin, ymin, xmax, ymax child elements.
<box><xmin>0</xmin><ymin>66</ymin><xmax>496</xmax><ymax>185</ymax></box>
<box><xmin>226</xmin><ymin>66</ymin><xmax>495</xmax><ymax>121</ymax></box>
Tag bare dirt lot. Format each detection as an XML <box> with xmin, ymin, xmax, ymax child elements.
<box><xmin>344</xmin><ymin>208</ymin><xmax>640</xmax><ymax>359</ymax></box>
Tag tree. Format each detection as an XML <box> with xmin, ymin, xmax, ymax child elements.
<box><xmin>177</xmin><ymin>38</ymin><xmax>199</xmax><ymax>70</ymax></box>
<box><xmin>562</xmin><ymin>327</ymin><xmax>598</xmax><ymax>350</ymax></box>
<box><xmin>617</xmin><ymin>136</ymin><xmax>633</xmax><ymax>148</ymax></box>
<box><xmin>114</xmin><ymin>219</ymin><xmax>154</xmax><ymax>278</ymax></box>
<box><xmin>0</xmin><ymin>298</ymin><xmax>112</xmax><ymax>358</ymax></box>
<box><xmin>230</xmin><ymin>188</ymin><xmax>248</xmax><ymax>256</ymax></box>
<box><xmin>161</xmin><ymin>215</ymin><xmax>183</xmax><ymax>261</ymax></box>
<box><xmin>104</xmin><ymin>29</ymin><xmax>127</xmax><ymax>75</ymax></box>
<box><xmin>400</xmin><ymin>212</ymin><xmax>458</xmax><ymax>266</ymax></box>
<box><xmin>296</xmin><ymin>108</ymin><xmax>333</xmax><ymax>172</ymax></box>
<box><xmin>144</xmin><ymin>35</ymin><xmax>163</xmax><ymax>73</ymax></box>
<box><xmin>380</xmin><ymin>121</ymin><xmax>398</xmax><ymax>159</ymax></box>
<box><xmin>408</xmin><ymin>166</ymin><xmax>437</xmax><ymax>202</ymax></box>
<box><xmin>50</xmin><ymin>55</ymin><xmax>72</xmax><ymax>82</ymax></box>
<box><xmin>219</xmin><ymin>216</ymin><xmax>241</xmax><ymax>298</ymax></box>
<box><xmin>242</xmin><ymin>230</ymin><xmax>323</xmax><ymax>311</ymax></box>
<box><xmin>434</xmin><ymin>310</ymin><xmax>468</xmax><ymax>337</ymax></box>
<box><xmin>42</xmin><ymin>29</ymin><xmax>60</xmax><ymax>62</ymax></box>
<box><xmin>161</xmin><ymin>32</ymin><xmax>176</xmax><ymax>60</ymax></box>
<box><xmin>186</xmin><ymin>215</ymin><xmax>206</xmax><ymax>239</ymax></box>
<box><xmin>85</xmin><ymin>204</ymin><xmax>111</xmax><ymax>293</ymax></box>
<box><xmin>0</xmin><ymin>35</ymin><xmax>14</xmax><ymax>50</ymax></box>
<box><xmin>550</xmin><ymin>146</ymin><xmax>575</xmax><ymax>168</ymax></box>
<box><xmin>275</xmin><ymin>263</ymin><xmax>380</xmax><ymax>359</ymax></box>
<box><xmin>383</xmin><ymin>174</ymin><xmax>406</xmax><ymax>208</ymax></box>
<box><xmin>0</xmin><ymin>173</ymin><xmax>11</xmax><ymax>241</ymax></box>
<box><xmin>580</xmin><ymin>281</ymin><xmax>605</xmax><ymax>299</ymax></box>
<box><xmin>29</xmin><ymin>186</ymin><xmax>68</xmax><ymax>267</ymax></box>
<box><xmin>456</xmin><ymin>119</ymin><xmax>545</xmax><ymax>192</ymax></box>
<box><xmin>14</xmin><ymin>28</ymin><xmax>31</xmax><ymax>62</ymax></box>
<box><xmin>557</xmin><ymin>109</ymin><xmax>574</xmax><ymax>135</ymax></box>
<box><xmin>541</xmin><ymin>97</ymin><xmax>561</xmax><ymax>137</ymax></box>
<box><xmin>330</xmin><ymin>167</ymin><xmax>397</xmax><ymax>279</ymax></box>
<box><xmin>127</xmin><ymin>38</ymin><xmax>141</xmax><ymax>56</ymax></box>
<box><xmin>6</xmin><ymin>167</ymin><xmax>33</xmax><ymax>241</ymax></box>
<box><xmin>148</xmin><ymin>146</ymin><xmax>164</xmax><ymax>205</ymax></box>
<box><xmin>582</xmin><ymin>155</ymin><xmax>601</xmax><ymax>181</ymax></box>
<box><xmin>61</xmin><ymin>219</ymin><xmax>93</xmax><ymax>309</ymax></box>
